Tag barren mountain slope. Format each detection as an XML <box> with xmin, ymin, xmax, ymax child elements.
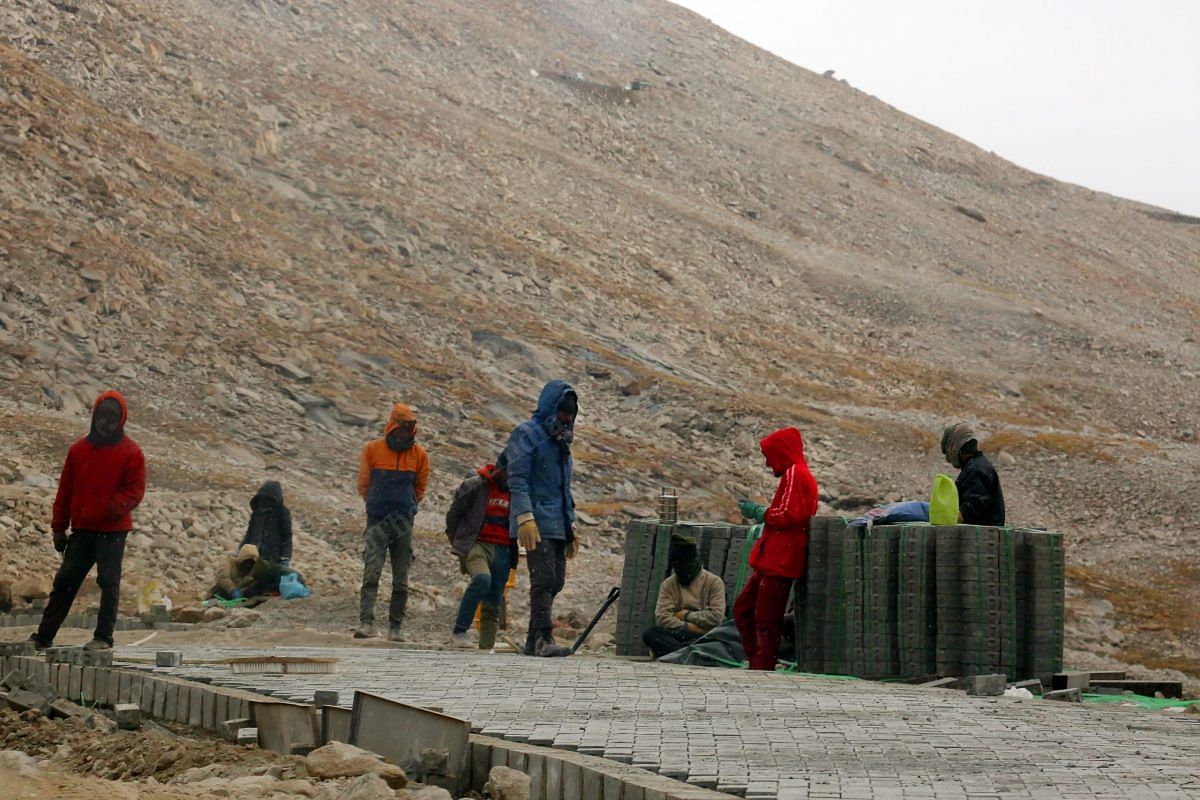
<box><xmin>1</xmin><ymin>0</ymin><xmax>1197</xmax><ymax>678</ymax></box>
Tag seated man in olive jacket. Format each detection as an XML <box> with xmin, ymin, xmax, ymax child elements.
<box><xmin>642</xmin><ymin>535</ymin><xmax>726</xmax><ymax>659</ymax></box>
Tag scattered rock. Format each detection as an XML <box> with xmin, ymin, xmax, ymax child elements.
<box><xmin>0</xmin><ymin>749</ymin><xmax>39</xmax><ymax>777</ymax></box>
<box><xmin>404</xmin><ymin>787</ymin><xmax>453</xmax><ymax>800</ymax></box>
<box><xmin>173</xmin><ymin>605</ymin><xmax>206</xmax><ymax>623</ymax></box>
<box><xmin>484</xmin><ymin>765</ymin><xmax>531</xmax><ymax>800</ymax></box>
<box><xmin>335</xmin><ymin>772</ymin><xmax>397</xmax><ymax>800</ymax></box>
<box><xmin>10</xmin><ymin>577</ymin><xmax>49</xmax><ymax>602</ymax></box>
<box><xmin>305</xmin><ymin>741</ymin><xmax>407</xmax><ymax>789</ymax></box>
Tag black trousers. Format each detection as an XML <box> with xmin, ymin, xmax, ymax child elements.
<box><xmin>642</xmin><ymin>625</ymin><xmax>700</xmax><ymax>659</ymax></box>
<box><xmin>35</xmin><ymin>530</ymin><xmax>127</xmax><ymax>645</ymax></box>
<box><xmin>525</xmin><ymin>538</ymin><xmax>566</xmax><ymax>646</ymax></box>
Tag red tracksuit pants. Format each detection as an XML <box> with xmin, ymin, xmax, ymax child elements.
<box><xmin>733</xmin><ymin>571</ymin><xmax>793</xmax><ymax>671</ymax></box>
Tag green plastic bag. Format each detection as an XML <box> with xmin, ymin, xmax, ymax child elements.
<box><xmin>929</xmin><ymin>473</ymin><xmax>958</xmax><ymax>525</ymax></box>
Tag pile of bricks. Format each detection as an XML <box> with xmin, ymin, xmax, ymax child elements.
<box><xmin>617</xmin><ymin>516</ymin><xmax>1065</xmax><ymax>682</ymax></box>
<box><xmin>614</xmin><ymin>520</ymin><xmax>753</xmax><ymax>657</ymax></box>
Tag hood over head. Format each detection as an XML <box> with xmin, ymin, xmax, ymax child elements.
<box><xmin>532</xmin><ymin>380</ymin><xmax>578</xmax><ymax>423</ymax></box>
<box><xmin>236</xmin><ymin>543</ymin><xmax>260</xmax><ymax>565</ymax></box>
<box><xmin>668</xmin><ymin>533</ymin><xmax>701</xmax><ymax>585</ymax></box>
<box><xmin>88</xmin><ymin>390</ymin><xmax>128</xmax><ymax>445</ymax></box>
<box><xmin>384</xmin><ymin>403</ymin><xmax>418</xmax><ymax>452</ymax></box>
<box><xmin>384</xmin><ymin>403</ymin><xmax>417</xmax><ymax>436</ymax></box>
<box><xmin>760</xmin><ymin>427</ymin><xmax>807</xmax><ymax>477</ymax></box>
<box><xmin>941</xmin><ymin>422</ymin><xmax>978</xmax><ymax>468</ymax></box>
<box><xmin>251</xmin><ymin>480</ymin><xmax>284</xmax><ymax>510</ymax></box>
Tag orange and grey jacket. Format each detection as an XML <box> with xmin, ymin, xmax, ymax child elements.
<box><xmin>357</xmin><ymin>403</ymin><xmax>430</xmax><ymax>522</ymax></box>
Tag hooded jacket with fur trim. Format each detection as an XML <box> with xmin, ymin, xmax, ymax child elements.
<box><xmin>51</xmin><ymin>391</ymin><xmax>146</xmax><ymax>534</ymax></box>
<box><xmin>748</xmin><ymin>427</ymin><xmax>818</xmax><ymax>579</ymax></box>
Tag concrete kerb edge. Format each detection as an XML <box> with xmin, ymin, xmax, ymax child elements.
<box><xmin>469</xmin><ymin>733</ymin><xmax>737</xmax><ymax>800</ymax></box>
<box><xmin>0</xmin><ymin>652</ymin><xmax>287</xmax><ymax>738</ymax></box>
<box><xmin>9</xmin><ymin>652</ymin><xmax>746</xmax><ymax>797</ymax></box>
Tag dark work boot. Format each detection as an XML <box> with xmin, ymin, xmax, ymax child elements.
<box><xmin>478</xmin><ymin>603</ymin><xmax>500</xmax><ymax>651</ymax></box>
<box><xmin>533</xmin><ymin>630</ymin><xmax>571</xmax><ymax>658</ymax></box>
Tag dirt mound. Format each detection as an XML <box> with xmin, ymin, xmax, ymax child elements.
<box><xmin>0</xmin><ymin>709</ymin><xmax>285</xmax><ymax>782</ymax></box>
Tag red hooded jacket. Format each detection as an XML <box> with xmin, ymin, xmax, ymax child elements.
<box><xmin>51</xmin><ymin>391</ymin><xmax>147</xmax><ymax>534</ymax></box>
<box><xmin>748</xmin><ymin>427</ymin><xmax>818</xmax><ymax>579</ymax></box>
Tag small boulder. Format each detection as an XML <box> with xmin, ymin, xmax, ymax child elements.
<box><xmin>10</xmin><ymin>576</ymin><xmax>49</xmax><ymax>602</ymax></box>
<box><xmin>0</xmin><ymin>749</ymin><xmax>39</xmax><ymax>777</ymax></box>
<box><xmin>172</xmin><ymin>605</ymin><xmax>206</xmax><ymax>624</ymax></box>
<box><xmin>335</xmin><ymin>773</ymin><xmax>396</xmax><ymax>800</ymax></box>
<box><xmin>405</xmin><ymin>787</ymin><xmax>452</xmax><ymax>800</ymax></box>
<box><xmin>306</xmin><ymin>741</ymin><xmax>407</xmax><ymax>789</ymax></box>
<box><xmin>484</xmin><ymin>765</ymin><xmax>531</xmax><ymax>800</ymax></box>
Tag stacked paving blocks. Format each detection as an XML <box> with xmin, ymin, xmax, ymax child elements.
<box><xmin>897</xmin><ymin>525</ymin><xmax>937</xmax><ymax>677</ymax></box>
<box><xmin>615</xmin><ymin>520</ymin><xmax>752</xmax><ymax>656</ymax></box>
<box><xmin>617</xmin><ymin>516</ymin><xmax>1065</xmax><ymax>681</ymax></box>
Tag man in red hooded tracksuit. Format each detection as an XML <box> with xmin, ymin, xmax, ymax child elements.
<box><xmin>734</xmin><ymin>427</ymin><xmax>818</xmax><ymax>671</ymax></box>
<box><xmin>31</xmin><ymin>391</ymin><xmax>146</xmax><ymax>651</ymax></box>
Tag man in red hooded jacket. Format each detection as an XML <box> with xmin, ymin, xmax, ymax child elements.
<box><xmin>31</xmin><ymin>391</ymin><xmax>146</xmax><ymax>651</ymax></box>
<box><xmin>734</xmin><ymin>427</ymin><xmax>818</xmax><ymax>671</ymax></box>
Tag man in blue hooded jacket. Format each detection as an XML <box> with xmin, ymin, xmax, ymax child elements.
<box><xmin>505</xmin><ymin>380</ymin><xmax>579</xmax><ymax>657</ymax></box>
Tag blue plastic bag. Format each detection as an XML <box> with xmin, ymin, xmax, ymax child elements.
<box><xmin>279</xmin><ymin>572</ymin><xmax>311</xmax><ymax>600</ymax></box>
<box><xmin>849</xmin><ymin>500</ymin><xmax>930</xmax><ymax>528</ymax></box>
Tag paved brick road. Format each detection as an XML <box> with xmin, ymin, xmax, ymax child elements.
<box><xmin>121</xmin><ymin>646</ymin><xmax>1200</xmax><ymax>799</ymax></box>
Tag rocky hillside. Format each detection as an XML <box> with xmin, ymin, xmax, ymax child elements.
<box><xmin>1</xmin><ymin>0</ymin><xmax>1198</xmax><ymax>678</ymax></box>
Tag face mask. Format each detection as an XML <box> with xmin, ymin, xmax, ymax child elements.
<box><xmin>89</xmin><ymin>401</ymin><xmax>124</xmax><ymax>445</ymax></box>
<box><xmin>546</xmin><ymin>414</ymin><xmax>575</xmax><ymax>445</ymax></box>
<box><xmin>673</xmin><ymin>560</ymin><xmax>701</xmax><ymax>585</ymax></box>
<box><xmin>386</xmin><ymin>428</ymin><xmax>415</xmax><ymax>452</ymax></box>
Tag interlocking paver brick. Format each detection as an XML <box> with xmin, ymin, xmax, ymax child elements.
<box><xmin>114</xmin><ymin>645</ymin><xmax>1200</xmax><ymax>800</ymax></box>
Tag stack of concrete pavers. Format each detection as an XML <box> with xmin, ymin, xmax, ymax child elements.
<box><xmin>896</xmin><ymin>525</ymin><xmax>937</xmax><ymax>677</ymax></box>
<box><xmin>617</xmin><ymin>516</ymin><xmax>1065</xmax><ymax>681</ymax></box>
<box><xmin>862</xmin><ymin>524</ymin><xmax>900</xmax><ymax>679</ymax></box>
<box><xmin>615</xmin><ymin>520</ymin><xmax>753</xmax><ymax>656</ymax></box>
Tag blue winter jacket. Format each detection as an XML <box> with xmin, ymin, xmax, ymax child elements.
<box><xmin>505</xmin><ymin>380</ymin><xmax>577</xmax><ymax>541</ymax></box>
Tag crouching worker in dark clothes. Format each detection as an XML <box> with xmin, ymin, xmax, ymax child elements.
<box><xmin>30</xmin><ymin>391</ymin><xmax>146</xmax><ymax>651</ymax></box>
<box><xmin>642</xmin><ymin>534</ymin><xmax>726</xmax><ymax>659</ymax></box>
<box><xmin>445</xmin><ymin>453</ymin><xmax>513</xmax><ymax>650</ymax></box>
<box><xmin>941</xmin><ymin>422</ymin><xmax>1005</xmax><ymax>526</ymax></box>
<box><xmin>237</xmin><ymin>479</ymin><xmax>295</xmax><ymax>594</ymax></box>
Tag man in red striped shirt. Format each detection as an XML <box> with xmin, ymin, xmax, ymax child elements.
<box><xmin>444</xmin><ymin>453</ymin><xmax>513</xmax><ymax>650</ymax></box>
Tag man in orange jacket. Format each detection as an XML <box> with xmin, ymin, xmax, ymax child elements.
<box><xmin>31</xmin><ymin>391</ymin><xmax>146</xmax><ymax>651</ymax></box>
<box><xmin>355</xmin><ymin>403</ymin><xmax>429</xmax><ymax>641</ymax></box>
<box><xmin>734</xmin><ymin>427</ymin><xmax>818</xmax><ymax>671</ymax></box>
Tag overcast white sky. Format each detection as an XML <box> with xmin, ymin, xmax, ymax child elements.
<box><xmin>675</xmin><ymin>0</ymin><xmax>1200</xmax><ymax>215</ymax></box>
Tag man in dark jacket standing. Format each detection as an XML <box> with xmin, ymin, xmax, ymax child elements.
<box><xmin>239</xmin><ymin>479</ymin><xmax>294</xmax><ymax>593</ymax></box>
<box><xmin>941</xmin><ymin>422</ymin><xmax>1005</xmax><ymax>525</ymax></box>
<box><xmin>444</xmin><ymin>453</ymin><xmax>512</xmax><ymax>650</ymax></box>
<box><xmin>506</xmin><ymin>380</ymin><xmax>579</xmax><ymax>658</ymax></box>
<box><xmin>735</xmin><ymin>427</ymin><xmax>818</xmax><ymax>671</ymax></box>
<box><xmin>31</xmin><ymin>391</ymin><xmax>146</xmax><ymax>651</ymax></box>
